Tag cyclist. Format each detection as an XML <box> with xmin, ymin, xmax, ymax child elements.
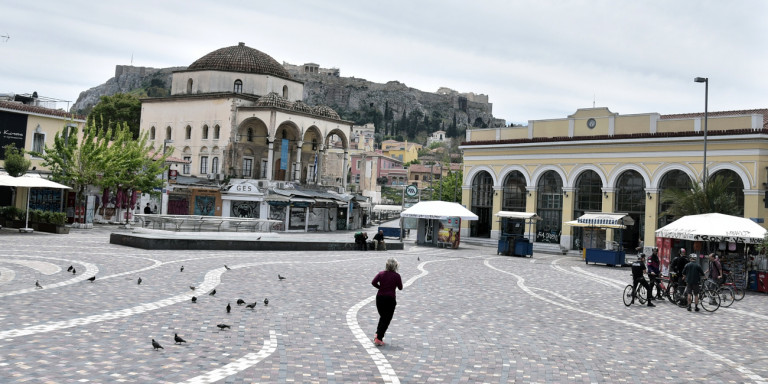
<box><xmin>706</xmin><ymin>253</ymin><xmax>723</xmax><ymax>289</ymax></box>
<box><xmin>647</xmin><ymin>248</ymin><xmax>661</xmax><ymax>300</ymax></box>
<box><xmin>682</xmin><ymin>254</ymin><xmax>705</xmax><ymax>312</ymax></box>
<box><xmin>631</xmin><ymin>254</ymin><xmax>654</xmax><ymax>307</ymax></box>
<box><xmin>670</xmin><ymin>248</ymin><xmax>688</xmax><ymax>286</ymax></box>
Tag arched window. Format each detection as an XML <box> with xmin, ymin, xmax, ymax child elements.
<box><xmin>573</xmin><ymin>170</ymin><xmax>603</xmax><ymax>249</ymax></box>
<box><xmin>150</xmin><ymin>126</ymin><xmax>156</xmax><ymax>140</ymax></box>
<box><xmin>616</xmin><ymin>170</ymin><xmax>646</xmax><ymax>250</ymax></box>
<box><xmin>185</xmin><ymin>125</ymin><xmax>192</xmax><ymax>140</ymax></box>
<box><xmin>211</xmin><ymin>157</ymin><xmax>219</xmax><ymax>174</ymax></box>
<box><xmin>282</xmin><ymin>85</ymin><xmax>288</xmax><ymax>99</ymax></box>
<box><xmin>247</xmin><ymin>127</ymin><xmax>254</xmax><ymax>142</ymax></box>
<box><xmin>202</xmin><ymin>125</ymin><xmax>209</xmax><ymax>140</ymax></box>
<box><xmin>214</xmin><ymin>125</ymin><xmax>220</xmax><ymax>140</ymax></box>
<box><xmin>536</xmin><ymin>171</ymin><xmax>563</xmax><ymax>244</ymax></box>
<box><xmin>710</xmin><ymin>169</ymin><xmax>744</xmax><ymax>216</ymax></box>
<box><xmin>658</xmin><ymin>170</ymin><xmax>693</xmax><ymax>227</ymax></box>
<box><xmin>234</xmin><ymin>79</ymin><xmax>243</xmax><ymax>93</ymax></box>
<box><xmin>502</xmin><ymin>171</ymin><xmax>526</xmax><ymax>212</ymax></box>
<box><xmin>470</xmin><ymin>171</ymin><xmax>494</xmax><ymax>238</ymax></box>
<box><xmin>166</xmin><ymin>126</ymin><xmax>172</xmax><ymax>141</ymax></box>
<box><xmin>187</xmin><ymin>78</ymin><xmax>193</xmax><ymax>94</ymax></box>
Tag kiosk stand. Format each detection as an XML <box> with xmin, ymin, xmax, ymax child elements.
<box><xmin>566</xmin><ymin>213</ymin><xmax>634</xmax><ymax>266</ymax></box>
<box><xmin>496</xmin><ymin>211</ymin><xmax>540</xmax><ymax>257</ymax></box>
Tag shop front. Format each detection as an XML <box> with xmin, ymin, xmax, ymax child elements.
<box><xmin>401</xmin><ymin>201</ymin><xmax>478</xmax><ymax>249</ymax></box>
<box><xmin>566</xmin><ymin>213</ymin><xmax>634</xmax><ymax>266</ymax></box>
<box><xmin>655</xmin><ymin>213</ymin><xmax>766</xmax><ymax>289</ymax></box>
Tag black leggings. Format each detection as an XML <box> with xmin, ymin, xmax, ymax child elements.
<box><xmin>376</xmin><ymin>295</ymin><xmax>397</xmax><ymax>340</ymax></box>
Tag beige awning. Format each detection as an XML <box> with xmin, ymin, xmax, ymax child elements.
<box><xmin>495</xmin><ymin>211</ymin><xmax>541</xmax><ymax>220</ymax></box>
<box><xmin>373</xmin><ymin>205</ymin><xmax>403</xmax><ymax>213</ymax></box>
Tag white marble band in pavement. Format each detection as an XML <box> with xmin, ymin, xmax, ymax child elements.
<box><xmin>484</xmin><ymin>257</ymin><xmax>767</xmax><ymax>384</ymax></box>
<box><xmin>0</xmin><ymin>256</ymin><xmax>99</xmax><ymax>298</ymax></box>
<box><xmin>177</xmin><ymin>330</ymin><xmax>278</xmax><ymax>384</ymax></box>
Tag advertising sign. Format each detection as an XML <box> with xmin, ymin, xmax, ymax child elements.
<box><xmin>280</xmin><ymin>138</ymin><xmax>289</xmax><ymax>170</ymax></box>
<box><xmin>438</xmin><ymin>217</ymin><xmax>462</xmax><ymax>248</ymax></box>
<box><xmin>0</xmin><ymin>111</ymin><xmax>28</xmax><ymax>159</ymax></box>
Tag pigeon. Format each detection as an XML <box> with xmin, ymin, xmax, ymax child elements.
<box><xmin>190</xmin><ymin>286</ymin><xmax>196</xmax><ymax>291</ymax></box>
<box><xmin>87</xmin><ymin>275</ymin><xmax>96</xmax><ymax>282</ymax></box>
<box><xmin>67</xmin><ymin>265</ymin><xmax>73</xmax><ymax>272</ymax></box>
<box><xmin>208</xmin><ymin>289</ymin><xmax>216</xmax><ymax>296</ymax></box>
<box><xmin>180</xmin><ymin>265</ymin><xmax>184</xmax><ymax>272</ymax></box>
<box><xmin>72</xmin><ymin>268</ymin><xmax>76</xmax><ymax>275</ymax></box>
<box><xmin>264</xmin><ymin>298</ymin><xmax>269</xmax><ymax>306</ymax></box>
<box><xmin>191</xmin><ymin>296</ymin><xmax>197</xmax><ymax>303</ymax></box>
<box><xmin>174</xmin><ymin>333</ymin><xmax>186</xmax><ymax>344</ymax></box>
<box><xmin>226</xmin><ymin>303</ymin><xmax>231</xmax><ymax>313</ymax></box>
<box><xmin>35</xmin><ymin>280</ymin><xmax>43</xmax><ymax>289</ymax></box>
<box><xmin>216</xmin><ymin>324</ymin><xmax>231</xmax><ymax>330</ymax></box>
<box><xmin>236</xmin><ymin>299</ymin><xmax>246</xmax><ymax>306</ymax></box>
<box><xmin>278</xmin><ymin>274</ymin><xmax>286</xmax><ymax>281</ymax></box>
<box><xmin>418</xmin><ymin>256</ymin><xmax>420</xmax><ymax>261</ymax></box>
<box><xmin>137</xmin><ymin>277</ymin><xmax>142</xmax><ymax>285</ymax></box>
<box><xmin>245</xmin><ymin>302</ymin><xmax>257</xmax><ymax>309</ymax></box>
<box><xmin>224</xmin><ymin>265</ymin><xmax>231</xmax><ymax>270</ymax></box>
<box><xmin>152</xmin><ymin>338</ymin><xmax>164</xmax><ymax>350</ymax></box>
<box><xmin>257</xmin><ymin>236</ymin><xmax>262</xmax><ymax>240</ymax></box>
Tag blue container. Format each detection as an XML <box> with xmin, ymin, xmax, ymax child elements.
<box><xmin>748</xmin><ymin>270</ymin><xmax>758</xmax><ymax>291</ymax></box>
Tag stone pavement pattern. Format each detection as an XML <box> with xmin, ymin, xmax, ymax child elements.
<box><xmin>1</xmin><ymin>225</ymin><xmax>768</xmax><ymax>383</ymax></box>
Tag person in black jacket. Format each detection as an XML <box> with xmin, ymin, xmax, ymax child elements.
<box><xmin>373</xmin><ymin>230</ymin><xmax>386</xmax><ymax>251</ymax></box>
<box><xmin>631</xmin><ymin>254</ymin><xmax>654</xmax><ymax>307</ymax></box>
<box><xmin>670</xmin><ymin>248</ymin><xmax>689</xmax><ymax>285</ymax></box>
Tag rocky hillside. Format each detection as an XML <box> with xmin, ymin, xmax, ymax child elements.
<box><xmin>73</xmin><ymin>64</ymin><xmax>505</xmax><ymax>135</ymax></box>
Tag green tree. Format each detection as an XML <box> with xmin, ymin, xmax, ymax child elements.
<box><xmin>88</xmin><ymin>93</ymin><xmax>142</xmax><ymax>139</ymax></box>
<box><xmin>430</xmin><ymin>169</ymin><xmax>463</xmax><ymax>202</ymax></box>
<box><xmin>660</xmin><ymin>175</ymin><xmax>741</xmax><ymax>219</ymax></box>
<box><xmin>100</xmin><ymin>123</ymin><xmax>169</xmax><ymax>222</ymax></box>
<box><xmin>3</xmin><ymin>143</ymin><xmax>31</xmax><ymax>177</ymax></box>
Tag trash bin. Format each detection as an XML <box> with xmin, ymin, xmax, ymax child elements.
<box><xmin>513</xmin><ymin>237</ymin><xmax>532</xmax><ymax>257</ymax></box>
<box><xmin>497</xmin><ymin>235</ymin><xmax>510</xmax><ymax>255</ymax></box>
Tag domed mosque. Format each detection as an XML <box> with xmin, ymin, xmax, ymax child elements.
<box><xmin>139</xmin><ymin>43</ymin><xmax>356</xmax><ymax>229</ymax></box>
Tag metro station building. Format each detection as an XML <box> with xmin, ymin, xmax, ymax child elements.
<box><xmin>459</xmin><ymin>107</ymin><xmax>768</xmax><ymax>251</ymax></box>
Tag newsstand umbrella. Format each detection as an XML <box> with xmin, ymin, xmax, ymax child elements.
<box><xmin>400</xmin><ymin>201</ymin><xmax>479</xmax><ymax>220</ymax></box>
<box><xmin>0</xmin><ymin>175</ymin><xmax>71</xmax><ymax>232</ymax></box>
<box><xmin>655</xmin><ymin>213</ymin><xmax>767</xmax><ymax>244</ymax></box>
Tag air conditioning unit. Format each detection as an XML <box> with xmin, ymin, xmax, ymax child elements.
<box><xmin>215</xmin><ymin>173</ymin><xmax>222</xmax><ymax>181</ymax></box>
<box><xmin>275</xmin><ymin>182</ymin><xmax>285</xmax><ymax>189</ymax></box>
<box><xmin>207</xmin><ymin>174</ymin><xmax>214</xmax><ymax>180</ymax></box>
<box><xmin>257</xmin><ymin>180</ymin><xmax>267</xmax><ymax>188</ymax></box>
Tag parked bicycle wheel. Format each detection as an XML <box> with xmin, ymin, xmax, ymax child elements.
<box><xmin>718</xmin><ymin>287</ymin><xmax>735</xmax><ymax>308</ymax></box>
<box><xmin>699</xmin><ymin>289</ymin><xmax>721</xmax><ymax>312</ymax></box>
<box><xmin>623</xmin><ymin>285</ymin><xmax>635</xmax><ymax>306</ymax></box>
<box><xmin>732</xmin><ymin>286</ymin><xmax>745</xmax><ymax>301</ymax></box>
<box><xmin>670</xmin><ymin>285</ymin><xmax>687</xmax><ymax>307</ymax></box>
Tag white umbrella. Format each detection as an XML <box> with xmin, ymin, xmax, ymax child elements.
<box><xmin>400</xmin><ymin>201</ymin><xmax>479</xmax><ymax>220</ymax></box>
<box><xmin>655</xmin><ymin>213</ymin><xmax>767</xmax><ymax>244</ymax></box>
<box><xmin>0</xmin><ymin>175</ymin><xmax>71</xmax><ymax>232</ymax></box>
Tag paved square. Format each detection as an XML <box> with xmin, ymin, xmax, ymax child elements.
<box><xmin>1</xmin><ymin>226</ymin><xmax>767</xmax><ymax>383</ymax></box>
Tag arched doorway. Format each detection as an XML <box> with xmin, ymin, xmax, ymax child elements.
<box><xmin>470</xmin><ymin>171</ymin><xmax>493</xmax><ymax>238</ymax></box>
<box><xmin>710</xmin><ymin>169</ymin><xmax>744</xmax><ymax>216</ymax></box>
<box><xmin>657</xmin><ymin>170</ymin><xmax>693</xmax><ymax>228</ymax></box>
<box><xmin>535</xmin><ymin>171</ymin><xmax>563</xmax><ymax>244</ymax></box>
<box><xmin>573</xmin><ymin>170</ymin><xmax>603</xmax><ymax>249</ymax></box>
<box><xmin>615</xmin><ymin>170</ymin><xmax>645</xmax><ymax>251</ymax></box>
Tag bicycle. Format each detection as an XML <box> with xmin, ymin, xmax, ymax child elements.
<box><xmin>722</xmin><ymin>269</ymin><xmax>745</xmax><ymax>301</ymax></box>
<box><xmin>677</xmin><ymin>280</ymin><xmax>721</xmax><ymax>312</ymax></box>
<box><xmin>623</xmin><ymin>284</ymin><xmax>647</xmax><ymax>306</ymax></box>
<box><xmin>704</xmin><ymin>278</ymin><xmax>735</xmax><ymax>308</ymax></box>
<box><xmin>649</xmin><ymin>272</ymin><xmax>667</xmax><ymax>301</ymax></box>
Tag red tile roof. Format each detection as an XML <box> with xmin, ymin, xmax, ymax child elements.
<box><xmin>0</xmin><ymin>100</ymin><xmax>84</xmax><ymax>120</ymax></box>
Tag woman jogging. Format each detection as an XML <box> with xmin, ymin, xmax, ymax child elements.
<box><xmin>371</xmin><ymin>258</ymin><xmax>403</xmax><ymax>346</ymax></box>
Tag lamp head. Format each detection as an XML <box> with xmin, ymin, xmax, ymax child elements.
<box><xmin>694</xmin><ymin>77</ymin><xmax>708</xmax><ymax>83</ymax></box>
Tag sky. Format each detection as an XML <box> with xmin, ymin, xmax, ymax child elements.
<box><xmin>1</xmin><ymin>0</ymin><xmax>766</xmax><ymax>125</ymax></box>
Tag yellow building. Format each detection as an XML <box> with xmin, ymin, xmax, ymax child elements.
<box><xmin>0</xmin><ymin>96</ymin><xmax>86</xmax><ymax>208</ymax></box>
<box><xmin>381</xmin><ymin>140</ymin><xmax>422</xmax><ymax>164</ymax></box>
<box><xmin>459</xmin><ymin>107</ymin><xmax>768</xmax><ymax>251</ymax></box>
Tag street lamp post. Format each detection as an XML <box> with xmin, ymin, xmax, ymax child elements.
<box><xmin>694</xmin><ymin>77</ymin><xmax>708</xmax><ymax>187</ymax></box>
<box><xmin>162</xmin><ymin>139</ymin><xmax>173</xmax><ymax>215</ymax></box>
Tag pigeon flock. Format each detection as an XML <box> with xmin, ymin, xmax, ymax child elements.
<box><xmin>37</xmin><ymin>262</ymin><xmax>284</xmax><ymax>352</ymax></box>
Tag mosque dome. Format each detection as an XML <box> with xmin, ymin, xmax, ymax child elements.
<box><xmin>312</xmin><ymin>105</ymin><xmax>341</xmax><ymax>120</ymax></box>
<box><xmin>187</xmin><ymin>42</ymin><xmax>291</xmax><ymax>79</ymax></box>
<box><xmin>256</xmin><ymin>92</ymin><xmax>293</xmax><ymax>109</ymax></box>
<box><xmin>292</xmin><ymin>100</ymin><xmax>313</xmax><ymax>114</ymax></box>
